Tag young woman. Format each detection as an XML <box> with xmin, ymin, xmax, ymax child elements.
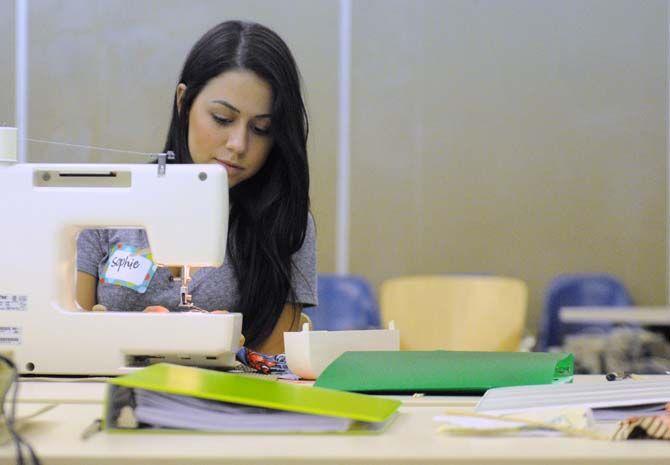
<box><xmin>76</xmin><ymin>20</ymin><xmax>316</xmax><ymax>355</ymax></box>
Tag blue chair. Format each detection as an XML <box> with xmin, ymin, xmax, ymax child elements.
<box><xmin>303</xmin><ymin>274</ymin><xmax>381</xmax><ymax>330</ymax></box>
<box><xmin>536</xmin><ymin>273</ymin><xmax>633</xmax><ymax>351</ymax></box>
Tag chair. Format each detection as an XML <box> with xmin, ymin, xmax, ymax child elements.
<box><xmin>379</xmin><ymin>275</ymin><xmax>528</xmax><ymax>351</ymax></box>
<box><xmin>302</xmin><ymin>274</ymin><xmax>381</xmax><ymax>330</ymax></box>
<box><xmin>536</xmin><ymin>273</ymin><xmax>633</xmax><ymax>351</ymax></box>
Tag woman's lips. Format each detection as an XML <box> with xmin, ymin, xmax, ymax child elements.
<box><xmin>215</xmin><ymin>159</ymin><xmax>243</xmax><ymax>175</ymax></box>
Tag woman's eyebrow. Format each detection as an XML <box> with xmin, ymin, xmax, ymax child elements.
<box><xmin>211</xmin><ymin>100</ymin><xmax>272</xmax><ymax>118</ymax></box>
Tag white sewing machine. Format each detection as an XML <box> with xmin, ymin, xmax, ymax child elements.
<box><xmin>0</xmin><ymin>155</ymin><xmax>243</xmax><ymax>375</ymax></box>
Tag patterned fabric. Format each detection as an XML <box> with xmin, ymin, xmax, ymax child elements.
<box><xmin>613</xmin><ymin>404</ymin><xmax>670</xmax><ymax>440</ymax></box>
<box><xmin>235</xmin><ymin>347</ymin><xmax>296</xmax><ymax>378</ymax></box>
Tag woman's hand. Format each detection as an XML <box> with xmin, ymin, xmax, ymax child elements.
<box><xmin>142</xmin><ymin>306</ymin><xmax>229</xmax><ymax>314</ymax></box>
<box><xmin>143</xmin><ymin>306</ymin><xmax>170</xmax><ymax>313</ymax></box>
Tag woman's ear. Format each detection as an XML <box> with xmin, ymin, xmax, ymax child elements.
<box><xmin>176</xmin><ymin>83</ymin><xmax>187</xmax><ymax>115</ymax></box>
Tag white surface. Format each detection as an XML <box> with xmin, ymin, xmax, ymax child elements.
<box><xmin>284</xmin><ymin>324</ymin><xmax>400</xmax><ymax>379</ymax></box>
<box><xmin>559</xmin><ymin>307</ymin><xmax>670</xmax><ymax>325</ymax></box>
<box><xmin>0</xmin><ymin>163</ymin><xmax>243</xmax><ymax>375</ymax></box>
<box><xmin>2</xmin><ymin>402</ymin><xmax>670</xmax><ymax>464</ymax></box>
<box><xmin>6</xmin><ymin>377</ymin><xmax>670</xmax><ymax>464</ymax></box>
<box><xmin>0</xmin><ymin>127</ymin><xmax>17</xmax><ymax>161</ymax></box>
<box><xmin>477</xmin><ymin>378</ymin><xmax>670</xmax><ymax>413</ymax></box>
<box><xmin>434</xmin><ymin>413</ymin><xmax>531</xmax><ymax>431</ymax></box>
<box><xmin>17</xmin><ymin>381</ymin><xmax>107</xmax><ymax>404</ymax></box>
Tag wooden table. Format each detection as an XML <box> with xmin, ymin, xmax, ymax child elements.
<box><xmin>1</xmin><ymin>376</ymin><xmax>668</xmax><ymax>465</ymax></box>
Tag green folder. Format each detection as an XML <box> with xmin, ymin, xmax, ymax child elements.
<box><xmin>104</xmin><ymin>363</ymin><xmax>401</xmax><ymax>433</ymax></box>
<box><xmin>314</xmin><ymin>351</ymin><xmax>574</xmax><ymax>394</ymax></box>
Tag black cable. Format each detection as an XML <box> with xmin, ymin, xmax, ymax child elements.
<box><xmin>0</xmin><ymin>355</ymin><xmax>41</xmax><ymax>465</ymax></box>
<box><xmin>0</xmin><ymin>355</ymin><xmax>23</xmax><ymax>465</ymax></box>
<box><xmin>11</xmin><ymin>376</ymin><xmax>41</xmax><ymax>465</ymax></box>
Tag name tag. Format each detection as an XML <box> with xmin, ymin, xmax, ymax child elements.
<box><xmin>101</xmin><ymin>243</ymin><xmax>157</xmax><ymax>293</ymax></box>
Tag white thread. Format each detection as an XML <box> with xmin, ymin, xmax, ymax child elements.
<box><xmin>26</xmin><ymin>138</ymin><xmax>156</xmax><ymax>157</ymax></box>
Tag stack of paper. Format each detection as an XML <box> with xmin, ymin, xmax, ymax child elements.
<box><xmin>590</xmin><ymin>403</ymin><xmax>667</xmax><ymax>422</ymax></box>
<box><xmin>476</xmin><ymin>378</ymin><xmax>670</xmax><ymax>421</ymax></box>
<box><xmin>105</xmin><ymin>363</ymin><xmax>401</xmax><ymax>434</ymax></box>
<box><xmin>134</xmin><ymin>389</ymin><xmax>352</xmax><ymax>432</ymax></box>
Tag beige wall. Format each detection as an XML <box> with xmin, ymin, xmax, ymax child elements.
<box><xmin>0</xmin><ymin>0</ymin><xmax>14</xmax><ymax>125</ymax></box>
<box><xmin>350</xmin><ymin>0</ymin><xmax>668</xmax><ymax>330</ymax></box>
<box><xmin>23</xmin><ymin>0</ymin><xmax>338</xmax><ymax>274</ymax></box>
<box><xmin>2</xmin><ymin>0</ymin><xmax>667</xmax><ymax>334</ymax></box>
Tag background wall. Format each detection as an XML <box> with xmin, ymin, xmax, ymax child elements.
<box><xmin>1</xmin><ymin>0</ymin><xmax>667</xmax><ymax>334</ymax></box>
<box><xmin>0</xmin><ymin>0</ymin><xmax>14</xmax><ymax>125</ymax></box>
<box><xmin>21</xmin><ymin>0</ymin><xmax>338</xmax><ymax>275</ymax></box>
<box><xmin>349</xmin><ymin>0</ymin><xmax>667</xmax><ymax>331</ymax></box>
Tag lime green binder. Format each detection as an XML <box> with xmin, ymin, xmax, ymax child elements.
<box><xmin>105</xmin><ymin>363</ymin><xmax>400</xmax><ymax>433</ymax></box>
<box><xmin>314</xmin><ymin>351</ymin><xmax>574</xmax><ymax>394</ymax></box>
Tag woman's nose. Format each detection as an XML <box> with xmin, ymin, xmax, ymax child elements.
<box><xmin>225</xmin><ymin>124</ymin><xmax>248</xmax><ymax>155</ymax></box>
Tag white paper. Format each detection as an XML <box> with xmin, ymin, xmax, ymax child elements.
<box><xmin>592</xmin><ymin>403</ymin><xmax>667</xmax><ymax>421</ymax></box>
<box><xmin>477</xmin><ymin>379</ymin><xmax>670</xmax><ymax>414</ymax></box>
<box><xmin>133</xmin><ymin>389</ymin><xmax>352</xmax><ymax>432</ymax></box>
<box><xmin>104</xmin><ymin>250</ymin><xmax>153</xmax><ymax>285</ymax></box>
<box><xmin>434</xmin><ymin>407</ymin><xmax>592</xmax><ymax>438</ymax></box>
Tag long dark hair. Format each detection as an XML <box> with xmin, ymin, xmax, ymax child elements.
<box><xmin>163</xmin><ymin>21</ymin><xmax>310</xmax><ymax>348</ymax></box>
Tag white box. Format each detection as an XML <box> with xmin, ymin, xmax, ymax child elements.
<box><xmin>284</xmin><ymin>322</ymin><xmax>400</xmax><ymax>380</ymax></box>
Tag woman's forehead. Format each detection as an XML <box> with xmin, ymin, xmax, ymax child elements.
<box><xmin>201</xmin><ymin>70</ymin><xmax>273</xmax><ymax>117</ymax></box>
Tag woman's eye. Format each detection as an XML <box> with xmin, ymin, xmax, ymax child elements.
<box><xmin>212</xmin><ymin>115</ymin><xmax>232</xmax><ymax>125</ymax></box>
<box><xmin>252</xmin><ymin>125</ymin><xmax>271</xmax><ymax>136</ymax></box>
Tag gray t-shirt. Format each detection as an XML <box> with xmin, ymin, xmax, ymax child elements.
<box><xmin>77</xmin><ymin>214</ymin><xmax>317</xmax><ymax>313</ymax></box>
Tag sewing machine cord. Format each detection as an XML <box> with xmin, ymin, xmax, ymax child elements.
<box><xmin>0</xmin><ymin>355</ymin><xmax>41</xmax><ymax>465</ymax></box>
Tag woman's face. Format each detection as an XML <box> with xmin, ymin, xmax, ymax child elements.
<box><xmin>177</xmin><ymin>70</ymin><xmax>274</xmax><ymax>188</ymax></box>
